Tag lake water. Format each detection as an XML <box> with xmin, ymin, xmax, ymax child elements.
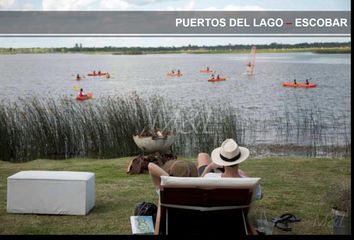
<box><xmin>0</xmin><ymin>52</ymin><xmax>351</xmax><ymax>147</ymax></box>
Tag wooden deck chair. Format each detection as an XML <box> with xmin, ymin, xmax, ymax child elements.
<box><xmin>155</xmin><ymin>176</ymin><xmax>261</xmax><ymax>235</ymax></box>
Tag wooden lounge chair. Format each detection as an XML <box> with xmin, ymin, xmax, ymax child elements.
<box><xmin>155</xmin><ymin>176</ymin><xmax>261</xmax><ymax>235</ymax></box>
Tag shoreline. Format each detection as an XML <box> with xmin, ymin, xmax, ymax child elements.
<box><xmin>0</xmin><ymin>47</ymin><xmax>351</xmax><ymax>55</ymax></box>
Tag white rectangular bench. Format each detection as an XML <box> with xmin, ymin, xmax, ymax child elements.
<box><xmin>7</xmin><ymin>171</ymin><xmax>95</xmax><ymax>215</ymax></box>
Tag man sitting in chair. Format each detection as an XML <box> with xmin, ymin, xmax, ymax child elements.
<box><xmin>148</xmin><ymin>138</ymin><xmax>262</xmax><ymax>200</ymax></box>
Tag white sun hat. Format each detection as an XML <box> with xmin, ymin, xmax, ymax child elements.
<box><xmin>211</xmin><ymin>139</ymin><xmax>250</xmax><ymax>166</ymax></box>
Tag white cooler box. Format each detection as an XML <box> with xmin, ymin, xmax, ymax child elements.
<box><xmin>7</xmin><ymin>171</ymin><xmax>95</xmax><ymax>215</ymax></box>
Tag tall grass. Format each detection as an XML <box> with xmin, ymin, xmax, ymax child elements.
<box><xmin>0</xmin><ymin>94</ymin><xmax>351</xmax><ymax>162</ymax></box>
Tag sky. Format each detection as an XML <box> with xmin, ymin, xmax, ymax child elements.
<box><xmin>0</xmin><ymin>0</ymin><xmax>351</xmax><ymax>47</ymax></box>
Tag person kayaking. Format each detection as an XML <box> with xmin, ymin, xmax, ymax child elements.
<box><xmin>98</xmin><ymin>70</ymin><xmax>101</xmax><ymax>75</ymax></box>
<box><xmin>93</xmin><ymin>70</ymin><xmax>96</xmax><ymax>75</ymax></box>
<box><xmin>177</xmin><ymin>69</ymin><xmax>181</xmax><ymax>75</ymax></box>
<box><xmin>293</xmin><ymin>79</ymin><xmax>297</xmax><ymax>85</ymax></box>
<box><xmin>79</xmin><ymin>88</ymin><xmax>87</xmax><ymax>98</ymax></box>
<box><xmin>216</xmin><ymin>74</ymin><xmax>220</xmax><ymax>80</ymax></box>
<box><xmin>76</xmin><ymin>74</ymin><xmax>81</xmax><ymax>80</ymax></box>
<box><xmin>206</xmin><ymin>66</ymin><xmax>210</xmax><ymax>71</ymax></box>
<box><xmin>305</xmin><ymin>79</ymin><xmax>309</xmax><ymax>85</ymax></box>
<box><xmin>211</xmin><ymin>74</ymin><xmax>215</xmax><ymax>79</ymax></box>
<box><xmin>106</xmin><ymin>73</ymin><xmax>111</xmax><ymax>79</ymax></box>
<box><xmin>171</xmin><ymin>70</ymin><xmax>175</xmax><ymax>74</ymax></box>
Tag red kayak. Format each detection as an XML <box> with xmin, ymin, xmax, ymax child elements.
<box><xmin>200</xmin><ymin>69</ymin><xmax>214</xmax><ymax>73</ymax></box>
<box><xmin>208</xmin><ymin>77</ymin><xmax>226</xmax><ymax>82</ymax></box>
<box><xmin>282</xmin><ymin>82</ymin><xmax>317</xmax><ymax>88</ymax></box>
<box><xmin>76</xmin><ymin>92</ymin><xmax>93</xmax><ymax>101</ymax></box>
<box><xmin>167</xmin><ymin>73</ymin><xmax>183</xmax><ymax>77</ymax></box>
<box><xmin>88</xmin><ymin>73</ymin><xmax>107</xmax><ymax>76</ymax></box>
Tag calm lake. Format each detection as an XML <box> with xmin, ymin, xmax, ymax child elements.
<box><xmin>0</xmin><ymin>52</ymin><xmax>351</xmax><ymax>148</ymax></box>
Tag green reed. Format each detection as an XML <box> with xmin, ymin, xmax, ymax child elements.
<box><xmin>0</xmin><ymin>94</ymin><xmax>351</xmax><ymax>162</ymax></box>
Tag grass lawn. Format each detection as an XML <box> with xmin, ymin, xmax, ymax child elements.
<box><xmin>0</xmin><ymin>156</ymin><xmax>351</xmax><ymax>235</ymax></box>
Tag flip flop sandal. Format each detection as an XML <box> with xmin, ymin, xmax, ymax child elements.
<box><xmin>272</xmin><ymin>216</ymin><xmax>287</xmax><ymax>223</ymax></box>
<box><xmin>279</xmin><ymin>213</ymin><xmax>301</xmax><ymax>223</ymax></box>
<box><xmin>272</xmin><ymin>213</ymin><xmax>301</xmax><ymax>224</ymax></box>
<box><xmin>274</xmin><ymin>221</ymin><xmax>292</xmax><ymax>232</ymax></box>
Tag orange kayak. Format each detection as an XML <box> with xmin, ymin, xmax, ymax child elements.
<box><xmin>76</xmin><ymin>92</ymin><xmax>93</xmax><ymax>101</ymax></box>
<box><xmin>282</xmin><ymin>82</ymin><xmax>317</xmax><ymax>88</ymax></box>
<box><xmin>88</xmin><ymin>73</ymin><xmax>107</xmax><ymax>76</ymax></box>
<box><xmin>200</xmin><ymin>70</ymin><xmax>214</xmax><ymax>73</ymax></box>
<box><xmin>208</xmin><ymin>78</ymin><xmax>226</xmax><ymax>82</ymax></box>
<box><xmin>167</xmin><ymin>73</ymin><xmax>183</xmax><ymax>77</ymax></box>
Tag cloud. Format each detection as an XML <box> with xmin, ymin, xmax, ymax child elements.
<box><xmin>184</xmin><ymin>0</ymin><xmax>195</xmax><ymax>10</ymax></box>
<box><xmin>0</xmin><ymin>0</ymin><xmax>15</xmax><ymax>9</ymax></box>
<box><xmin>41</xmin><ymin>0</ymin><xmax>181</xmax><ymax>11</ymax></box>
<box><xmin>130</xmin><ymin>0</ymin><xmax>176</xmax><ymax>5</ymax></box>
<box><xmin>166</xmin><ymin>2</ymin><xmax>264</xmax><ymax>11</ymax></box>
<box><xmin>201</xmin><ymin>4</ymin><xmax>266</xmax><ymax>11</ymax></box>
<box><xmin>165</xmin><ymin>0</ymin><xmax>195</xmax><ymax>11</ymax></box>
<box><xmin>21</xmin><ymin>3</ymin><xmax>34</xmax><ymax>11</ymax></box>
<box><xmin>202</xmin><ymin>7</ymin><xmax>217</xmax><ymax>11</ymax></box>
<box><xmin>223</xmin><ymin>5</ymin><xmax>265</xmax><ymax>11</ymax></box>
<box><xmin>99</xmin><ymin>0</ymin><xmax>131</xmax><ymax>10</ymax></box>
<box><xmin>97</xmin><ymin>0</ymin><xmax>182</xmax><ymax>10</ymax></box>
<box><xmin>42</xmin><ymin>0</ymin><xmax>97</xmax><ymax>11</ymax></box>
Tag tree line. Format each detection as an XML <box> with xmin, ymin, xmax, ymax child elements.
<box><xmin>0</xmin><ymin>41</ymin><xmax>350</xmax><ymax>54</ymax></box>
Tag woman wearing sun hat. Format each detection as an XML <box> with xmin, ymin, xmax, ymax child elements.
<box><xmin>198</xmin><ymin>138</ymin><xmax>249</xmax><ymax>177</ymax></box>
<box><xmin>198</xmin><ymin>138</ymin><xmax>262</xmax><ymax>199</ymax></box>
